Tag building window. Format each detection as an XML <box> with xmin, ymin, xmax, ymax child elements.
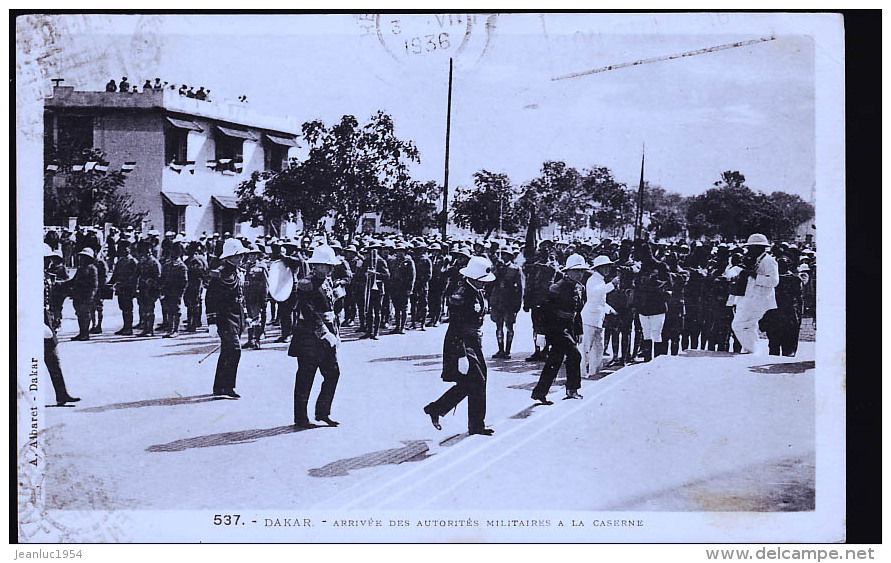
<box><xmin>163</xmin><ymin>200</ymin><xmax>186</xmax><ymax>234</ymax></box>
<box><xmin>165</xmin><ymin>126</ymin><xmax>189</xmax><ymax>165</ymax></box>
<box><xmin>215</xmin><ymin>133</ymin><xmax>243</xmax><ymax>172</ymax></box>
<box><xmin>264</xmin><ymin>141</ymin><xmax>287</xmax><ymax>173</ymax></box>
<box><xmin>56</xmin><ymin>114</ymin><xmax>94</xmax><ymax>151</ymax></box>
<box><xmin>214</xmin><ymin>209</ymin><xmax>236</xmax><ymax>236</ymax></box>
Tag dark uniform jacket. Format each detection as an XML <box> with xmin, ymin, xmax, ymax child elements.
<box><xmin>161</xmin><ymin>258</ymin><xmax>189</xmax><ymax>300</ymax></box>
<box><xmin>288</xmin><ymin>275</ymin><xmax>338</xmax><ymax>359</ymax></box>
<box><xmin>441</xmin><ymin>278</ymin><xmax>487</xmax><ymax>382</ymax></box>
<box><xmin>540</xmin><ymin>277</ymin><xmax>584</xmax><ymax>339</ymax></box>
<box><xmin>137</xmin><ymin>255</ymin><xmax>162</xmax><ymax>301</ymax></box>
<box><xmin>68</xmin><ymin>262</ymin><xmax>98</xmax><ymax>310</ymax></box>
<box><xmin>185</xmin><ymin>254</ymin><xmax>209</xmax><ymax>295</ymax></box>
<box><xmin>414</xmin><ymin>255</ymin><xmax>433</xmax><ymax>292</ymax></box>
<box><xmin>523</xmin><ymin>260</ymin><xmax>556</xmax><ymax>310</ymax></box>
<box><xmin>111</xmin><ymin>254</ymin><xmax>139</xmax><ymax>296</ymax></box>
<box><xmin>632</xmin><ymin>259</ymin><xmax>671</xmax><ymax>316</ymax></box>
<box><xmin>490</xmin><ymin>262</ymin><xmax>523</xmax><ymax>313</ymax></box>
<box><xmin>390</xmin><ymin>255</ymin><xmax>416</xmax><ymax>295</ymax></box>
<box><xmin>205</xmin><ymin>264</ymin><xmax>244</xmax><ymax>329</ymax></box>
<box><xmin>243</xmin><ymin>262</ymin><xmax>270</xmax><ymax>306</ymax></box>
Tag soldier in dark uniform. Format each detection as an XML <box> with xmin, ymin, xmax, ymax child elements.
<box><xmin>290</xmin><ymin>245</ymin><xmax>343</xmax><ymax>428</ymax></box>
<box><xmin>427</xmin><ymin>243</ymin><xmax>449</xmax><ymax>327</ymax></box>
<box><xmin>522</xmin><ymin>249</ymin><xmax>557</xmax><ymax>362</ymax></box>
<box><xmin>530</xmin><ymin>254</ymin><xmax>589</xmax><ymax>404</ymax></box>
<box><xmin>603</xmin><ymin>247</ymin><xmax>634</xmax><ymax>366</ymax></box>
<box><xmin>441</xmin><ymin>245</ymin><xmax>471</xmax><ymax>322</ymax></box>
<box><xmin>632</xmin><ymin>240</ymin><xmax>672</xmax><ymax>361</ymax></box>
<box><xmin>661</xmin><ymin>253</ymin><xmax>687</xmax><ymax>355</ymax></box>
<box><xmin>183</xmin><ymin>241</ymin><xmax>209</xmax><ymax>332</ymax></box>
<box><xmin>274</xmin><ymin>241</ymin><xmax>309</xmax><ymax>343</ymax></box>
<box><xmin>66</xmin><ymin>248</ymin><xmax>99</xmax><ymax>341</ymax></box>
<box><xmin>160</xmin><ymin>242</ymin><xmax>189</xmax><ymax>338</ymax></box>
<box><xmin>348</xmin><ymin>245</ymin><xmax>368</xmax><ymax>331</ymax></box>
<box><xmin>361</xmin><ymin>241</ymin><xmax>389</xmax><ymax>340</ymax></box>
<box><xmin>111</xmin><ymin>238</ymin><xmax>139</xmax><ymax>335</ymax></box>
<box><xmin>89</xmin><ymin>251</ymin><xmax>108</xmax><ymax>334</ymax></box>
<box><xmin>389</xmin><ymin>243</ymin><xmax>416</xmax><ymax>334</ymax></box>
<box><xmin>341</xmin><ymin>245</ymin><xmax>361</xmax><ymax>327</ymax></box>
<box><xmin>423</xmin><ymin>255</ymin><xmax>496</xmax><ymax>436</ymax></box>
<box><xmin>44</xmin><ymin>245</ymin><xmax>80</xmax><ymax>406</ymax></box>
<box><xmin>762</xmin><ymin>257</ymin><xmax>804</xmax><ymax>357</ymax></box>
<box><xmin>410</xmin><ymin>242</ymin><xmax>432</xmax><ymax>331</ymax></box>
<box><xmin>46</xmin><ymin>248</ymin><xmax>68</xmax><ymax>331</ymax></box>
<box><xmin>135</xmin><ymin>239</ymin><xmax>162</xmax><ymax>337</ymax></box>
<box><xmin>206</xmin><ymin>239</ymin><xmax>246</xmax><ymax>398</ymax></box>
<box><xmin>242</xmin><ymin>244</ymin><xmax>268</xmax><ymax>349</ymax></box>
<box><xmin>490</xmin><ymin>246</ymin><xmax>524</xmax><ymax>359</ymax></box>
<box><xmin>329</xmin><ymin>242</ymin><xmax>352</xmax><ymax>324</ymax></box>
<box><xmin>681</xmin><ymin>244</ymin><xmax>711</xmax><ymax>350</ymax></box>
<box><xmin>106</xmin><ymin>227</ymin><xmax>118</xmax><ymax>270</ymax></box>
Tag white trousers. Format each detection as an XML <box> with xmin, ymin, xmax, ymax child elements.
<box><xmin>582</xmin><ymin>324</ymin><xmax>604</xmax><ymax>378</ymax></box>
<box><xmin>639</xmin><ymin>313</ymin><xmax>665</xmax><ymax>342</ymax></box>
<box><xmin>731</xmin><ymin>300</ymin><xmax>771</xmax><ymax>353</ymax></box>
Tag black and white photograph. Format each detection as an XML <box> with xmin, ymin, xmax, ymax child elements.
<box><xmin>15</xmin><ymin>11</ymin><xmax>847</xmax><ymax>544</ymax></box>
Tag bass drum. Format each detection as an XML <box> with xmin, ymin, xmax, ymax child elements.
<box><xmin>268</xmin><ymin>260</ymin><xmax>294</xmax><ymax>302</ymax></box>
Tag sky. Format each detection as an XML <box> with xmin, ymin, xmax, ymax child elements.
<box><xmin>18</xmin><ymin>12</ymin><xmax>816</xmax><ymax>201</ymax></box>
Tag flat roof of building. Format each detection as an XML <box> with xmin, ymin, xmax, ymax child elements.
<box><xmin>45</xmin><ymin>86</ymin><xmax>300</xmax><ymax>137</ymax></box>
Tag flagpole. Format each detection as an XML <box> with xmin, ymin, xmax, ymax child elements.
<box><xmin>635</xmin><ymin>143</ymin><xmax>645</xmax><ymax>240</ymax></box>
<box><xmin>441</xmin><ymin>58</ymin><xmax>453</xmax><ymax>239</ymax></box>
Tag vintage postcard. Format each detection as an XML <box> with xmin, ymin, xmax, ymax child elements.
<box><xmin>15</xmin><ymin>12</ymin><xmax>845</xmax><ymax>543</ymax></box>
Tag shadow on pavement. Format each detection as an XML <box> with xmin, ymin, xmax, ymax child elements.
<box><xmin>749</xmin><ymin>360</ymin><xmax>815</xmax><ymax>375</ymax></box>
<box><xmin>80</xmin><ymin>394</ymin><xmax>230</xmax><ymax>413</ymax></box>
<box><xmin>154</xmin><ymin>344</ymin><xmax>224</xmax><ymax>358</ymax></box>
<box><xmin>368</xmin><ymin>353</ymin><xmax>441</xmax><ymax>363</ymax></box>
<box><xmin>147</xmin><ymin>424</ymin><xmax>317</xmax><ymax>452</ymax></box>
<box><xmin>680</xmin><ymin>350</ymin><xmax>735</xmax><ymax>358</ymax></box>
<box><xmin>308</xmin><ymin>440</ymin><xmax>432</xmax><ymax>477</ymax></box>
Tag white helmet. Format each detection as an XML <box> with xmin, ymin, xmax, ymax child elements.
<box><xmin>459</xmin><ymin>255</ymin><xmax>496</xmax><ymax>282</ymax></box>
<box><xmin>307</xmin><ymin>244</ymin><xmax>339</xmax><ymax>265</ymax></box>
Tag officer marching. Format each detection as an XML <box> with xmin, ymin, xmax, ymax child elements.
<box><xmin>424</xmin><ymin>255</ymin><xmax>496</xmax><ymax>436</ymax></box>
<box><xmin>289</xmin><ymin>244</ymin><xmax>343</xmax><ymax>428</ymax></box>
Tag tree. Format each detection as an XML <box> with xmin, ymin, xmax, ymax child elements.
<box><xmin>301</xmin><ymin>112</ymin><xmax>419</xmax><ymax>239</ymax></box>
<box><xmin>235</xmin><ymin>112</ymin><xmax>420</xmax><ymax>240</ymax></box>
<box><xmin>518</xmin><ymin>161</ymin><xmax>587</xmax><ymax>233</ymax></box>
<box><xmin>685</xmin><ymin>171</ymin><xmax>814</xmax><ymax>241</ymax></box>
<box><xmin>44</xmin><ymin>144</ymin><xmax>146</xmax><ymax>227</ymax></box>
<box><xmin>581</xmin><ymin>166</ymin><xmax>633</xmax><ymax>236</ymax></box>
<box><xmin>380</xmin><ymin>178</ymin><xmax>440</xmax><ymax>235</ymax></box>
<box><xmin>451</xmin><ymin>170</ymin><xmax>521</xmax><ymax>237</ymax></box>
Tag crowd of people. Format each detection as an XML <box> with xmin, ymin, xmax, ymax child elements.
<box><xmin>42</xmin><ymin>224</ymin><xmax>816</xmax><ymax>435</ymax></box>
<box><xmin>102</xmin><ymin>75</ymin><xmax>248</xmax><ymax>103</ymax></box>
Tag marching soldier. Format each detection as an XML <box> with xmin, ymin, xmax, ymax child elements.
<box><xmin>427</xmin><ymin>243</ymin><xmax>449</xmax><ymax>327</ymax></box>
<box><xmin>290</xmin><ymin>245</ymin><xmax>343</xmax><ymax>428</ymax></box>
<box><xmin>46</xmin><ymin>247</ymin><xmax>68</xmax><ymax>331</ymax></box>
<box><xmin>341</xmin><ymin>244</ymin><xmax>362</xmax><ymax>327</ymax></box>
<box><xmin>160</xmin><ymin>241</ymin><xmax>188</xmax><ymax>338</ymax></box>
<box><xmin>274</xmin><ymin>241</ymin><xmax>309</xmax><ymax>343</ymax></box>
<box><xmin>410</xmin><ymin>241</ymin><xmax>432</xmax><ymax>331</ymax></box>
<box><xmin>135</xmin><ymin>239</ymin><xmax>162</xmax><ymax>337</ymax></box>
<box><xmin>424</xmin><ymin>255</ymin><xmax>496</xmax><ymax>436</ymax></box>
<box><xmin>530</xmin><ymin>253</ymin><xmax>589</xmax><ymax>404</ymax></box>
<box><xmin>44</xmin><ymin>245</ymin><xmax>80</xmax><ymax>406</ymax></box>
<box><xmin>206</xmin><ymin>239</ymin><xmax>247</xmax><ymax>398</ymax></box>
<box><xmin>389</xmin><ymin>243</ymin><xmax>415</xmax><ymax>334</ymax></box>
<box><xmin>330</xmin><ymin>241</ymin><xmax>353</xmax><ymax>323</ymax></box>
<box><xmin>242</xmin><ymin>244</ymin><xmax>269</xmax><ymax>349</ymax></box>
<box><xmin>110</xmin><ymin>238</ymin><xmax>138</xmax><ymax>335</ymax></box>
<box><xmin>522</xmin><ymin>248</ymin><xmax>557</xmax><ymax>362</ymax></box>
<box><xmin>183</xmin><ymin>241</ymin><xmax>209</xmax><ymax>332</ymax></box>
<box><xmin>66</xmin><ymin>247</ymin><xmax>99</xmax><ymax>341</ymax></box>
<box><xmin>490</xmin><ymin>246</ymin><xmax>524</xmax><ymax>359</ymax></box>
<box><xmin>361</xmin><ymin>241</ymin><xmax>389</xmax><ymax>340</ymax></box>
<box><xmin>89</xmin><ymin>250</ymin><xmax>109</xmax><ymax>334</ymax></box>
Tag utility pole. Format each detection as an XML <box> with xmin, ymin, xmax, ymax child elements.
<box><xmin>441</xmin><ymin>58</ymin><xmax>453</xmax><ymax>238</ymax></box>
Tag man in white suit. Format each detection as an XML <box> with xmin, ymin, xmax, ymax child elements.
<box><xmin>731</xmin><ymin>233</ymin><xmax>779</xmax><ymax>353</ymax></box>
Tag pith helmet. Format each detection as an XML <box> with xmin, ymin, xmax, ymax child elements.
<box><xmin>460</xmin><ymin>255</ymin><xmax>496</xmax><ymax>282</ymax></box>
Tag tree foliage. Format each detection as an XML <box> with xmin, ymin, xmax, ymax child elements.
<box><xmin>451</xmin><ymin>170</ymin><xmax>521</xmax><ymax>237</ymax></box>
<box><xmin>44</xmin><ymin>144</ymin><xmax>146</xmax><ymax>227</ymax></box>
<box><xmin>237</xmin><ymin>112</ymin><xmax>420</xmax><ymax>240</ymax></box>
<box><xmin>685</xmin><ymin>171</ymin><xmax>815</xmax><ymax>241</ymax></box>
<box><xmin>380</xmin><ymin>179</ymin><xmax>440</xmax><ymax>235</ymax></box>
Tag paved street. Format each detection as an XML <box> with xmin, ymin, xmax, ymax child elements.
<box><xmin>43</xmin><ymin>299</ymin><xmax>815</xmax><ymax>514</ymax></box>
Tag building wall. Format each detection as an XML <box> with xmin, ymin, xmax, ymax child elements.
<box><xmin>92</xmin><ymin>111</ymin><xmax>166</xmax><ymax>231</ymax></box>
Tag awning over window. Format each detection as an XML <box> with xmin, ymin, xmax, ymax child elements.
<box><xmin>265</xmin><ymin>133</ymin><xmax>300</xmax><ymax>147</ymax></box>
<box><xmin>166</xmin><ymin>117</ymin><xmax>203</xmax><ymax>132</ymax></box>
<box><xmin>211</xmin><ymin>195</ymin><xmax>240</xmax><ymax>210</ymax></box>
<box><xmin>161</xmin><ymin>191</ymin><xmax>201</xmax><ymax>207</ymax></box>
<box><xmin>216</xmin><ymin>125</ymin><xmax>259</xmax><ymax>142</ymax></box>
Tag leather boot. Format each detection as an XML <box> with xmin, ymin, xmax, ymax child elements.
<box><xmin>641</xmin><ymin>339</ymin><xmax>653</xmax><ymax>362</ymax></box>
